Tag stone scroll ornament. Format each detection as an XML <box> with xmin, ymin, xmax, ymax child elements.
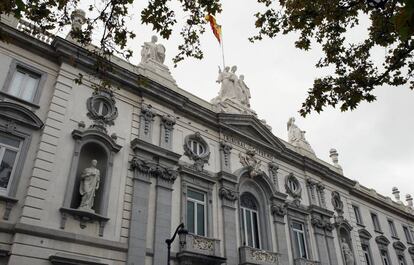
<box><xmin>86</xmin><ymin>89</ymin><xmax>118</xmax><ymax>133</ymax></box>
<box><xmin>78</xmin><ymin>159</ymin><xmax>100</xmax><ymax>212</ymax></box>
<box><xmin>239</xmin><ymin>149</ymin><xmax>263</xmax><ymax>178</ymax></box>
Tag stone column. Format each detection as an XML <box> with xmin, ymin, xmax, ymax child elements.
<box><xmin>153</xmin><ymin>176</ymin><xmax>175</xmax><ymax>265</ymax></box>
<box><xmin>271</xmin><ymin>202</ymin><xmax>289</xmax><ymax>265</ymax></box>
<box><xmin>219</xmin><ymin>186</ymin><xmax>238</xmax><ymax>265</ymax></box>
<box><xmin>127</xmin><ymin>157</ymin><xmax>152</xmax><ymax>265</ymax></box>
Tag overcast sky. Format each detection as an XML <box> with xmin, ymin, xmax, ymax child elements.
<box><xmin>114</xmin><ymin>1</ymin><xmax>414</xmax><ymax>199</ymax></box>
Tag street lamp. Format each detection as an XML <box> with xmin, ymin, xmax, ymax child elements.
<box><xmin>366</xmin><ymin>0</ymin><xmax>388</xmax><ymax>9</ymax></box>
<box><xmin>166</xmin><ymin>222</ymin><xmax>188</xmax><ymax>265</ymax></box>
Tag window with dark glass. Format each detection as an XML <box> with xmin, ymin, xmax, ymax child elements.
<box><xmin>189</xmin><ymin>140</ymin><xmax>206</xmax><ymax>156</ymax></box>
<box><xmin>388</xmin><ymin>220</ymin><xmax>398</xmax><ymax>238</ymax></box>
<box><xmin>7</xmin><ymin>66</ymin><xmax>40</xmax><ymax>102</ymax></box>
<box><xmin>0</xmin><ymin>133</ymin><xmax>21</xmax><ymax>193</ymax></box>
<box><xmin>186</xmin><ymin>189</ymin><xmax>206</xmax><ymax>236</ymax></box>
<box><xmin>292</xmin><ymin>221</ymin><xmax>308</xmax><ymax>259</ymax></box>
<box><xmin>371</xmin><ymin>213</ymin><xmax>381</xmax><ymax>232</ymax></box>
<box><xmin>381</xmin><ymin>250</ymin><xmax>391</xmax><ymax>265</ymax></box>
<box><xmin>403</xmin><ymin>226</ymin><xmax>413</xmax><ymax>243</ymax></box>
<box><xmin>353</xmin><ymin>205</ymin><xmax>363</xmax><ymax>225</ymax></box>
<box><xmin>398</xmin><ymin>255</ymin><xmax>406</xmax><ymax>265</ymax></box>
<box><xmin>240</xmin><ymin>193</ymin><xmax>260</xmax><ymax>249</ymax></box>
<box><xmin>362</xmin><ymin>244</ymin><xmax>372</xmax><ymax>265</ymax></box>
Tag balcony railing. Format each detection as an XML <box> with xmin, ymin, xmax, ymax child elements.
<box><xmin>239</xmin><ymin>246</ymin><xmax>280</xmax><ymax>265</ymax></box>
<box><xmin>179</xmin><ymin>233</ymin><xmax>222</xmax><ymax>257</ymax></box>
<box><xmin>16</xmin><ymin>19</ymin><xmax>54</xmax><ymax>44</ymax></box>
<box><xmin>294</xmin><ymin>258</ymin><xmax>321</xmax><ymax>265</ymax></box>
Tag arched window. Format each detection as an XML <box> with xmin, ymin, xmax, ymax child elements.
<box><xmin>240</xmin><ymin>193</ymin><xmax>261</xmax><ymax>249</ymax></box>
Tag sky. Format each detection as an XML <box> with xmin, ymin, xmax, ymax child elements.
<box><xmin>90</xmin><ymin>1</ymin><xmax>413</xmax><ymax>199</ymax></box>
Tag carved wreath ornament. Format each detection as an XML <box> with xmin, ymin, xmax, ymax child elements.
<box><xmin>183</xmin><ymin>132</ymin><xmax>210</xmax><ymax>171</ymax></box>
<box><xmin>86</xmin><ymin>89</ymin><xmax>118</xmax><ymax>132</ymax></box>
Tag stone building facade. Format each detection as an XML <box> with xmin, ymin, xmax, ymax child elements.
<box><xmin>0</xmin><ymin>15</ymin><xmax>413</xmax><ymax>265</ymax></box>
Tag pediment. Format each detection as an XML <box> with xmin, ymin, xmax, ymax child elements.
<box><xmin>375</xmin><ymin>235</ymin><xmax>390</xmax><ymax>246</ymax></box>
<box><xmin>218</xmin><ymin>113</ymin><xmax>285</xmax><ymax>151</ymax></box>
<box><xmin>0</xmin><ymin>101</ymin><xmax>43</xmax><ymax>129</ymax></box>
<box><xmin>358</xmin><ymin>228</ymin><xmax>372</xmax><ymax>240</ymax></box>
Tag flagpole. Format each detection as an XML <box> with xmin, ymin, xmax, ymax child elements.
<box><xmin>220</xmin><ymin>30</ymin><xmax>226</xmax><ymax>68</ymax></box>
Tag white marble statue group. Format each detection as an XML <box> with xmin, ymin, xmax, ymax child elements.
<box><xmin>140</xmin><ymin>35</ymin><xmax>166</xmax><ymax>64</ymax></box>
<box><xmin>287</xmin><ymin>117</ymin><xmax>315</xmax><ymax>154</ymax></box>
<box><xmin>211</xmin><ymin>65</ymin><xmax>251</xmax><ymax>110</ymax></box>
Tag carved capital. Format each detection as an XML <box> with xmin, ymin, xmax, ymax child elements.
<box><xmin>219</xmin><ymin>187</ymin><xmax>238</xmax><ymax>202</ymax></box>
<box><xmin>161</xmin><ymin>114</ymin><xmax>176</xmax><ymax>130</ymax></box>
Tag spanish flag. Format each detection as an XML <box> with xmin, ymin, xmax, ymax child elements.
<box><xmin>205</xmin><ymin>14</ymin><xmax>222</xmax><ymax>44</ymax></box>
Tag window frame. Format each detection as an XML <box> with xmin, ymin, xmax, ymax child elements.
<box><xmin>181</xmin><ymin>173</ymin><xmax>213</xmax><ymax>238</ymax></box>
<box><xmin>388</xmin><ymin>219</ymin><xmax>399</xmax><ymax>239</ymax></box>
<box><xmin>240</xmin><ymin>193</ymin><xmax>261</xmax><ymax>249</ymax></box>
<box><xmin>291</xmin><ymin>220</ymin><xmax>309</xmax><ymax>259</ymax></box>
<box><xmin>362</xmin><ymin>243</ymin><xmax>373</xmax><ymax>265</ymax></box>
<box><xmin>1</xmin><ymin>59</ymin><xmax>47</xmax><ymax>107</ymax></box>
<box><xmin>0</xmin><ymin>134</ymin><xmax>23</xmax><ymax>194</ymax></box>
<box><xmin>371</xmin><ymin>212</ymin><xmax>382</xmax><ymax>233</ymax></box>
<box><xmin>352</xmin><ymin>205</ymin><xmax>364</xmax><ymax>226</ymax></box>
<box><xmin>403</xmin><ymin>225</ymin><xmax>413</xmax><ymax>244</ymax></box>
<box><xmin>380</xmin><ymin>249</ymin><xmax>392</xmax><ymax>265</ymax></box>
<box><xmin>186</xmin><ymin>188</ymin><xmax>207</xmax><ymax>236</ymax></box>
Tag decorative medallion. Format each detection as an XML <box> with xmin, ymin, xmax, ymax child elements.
<box><xmin>285</xmin><ymin>173</ymin><xmax>302</xmax><ymax>204</ymax></box>
<box><xmin>239</xmin><ymin>149</ymin><xmax>262</xmax><ymax>178</ymax></box>
<box><xmin>183</xmin><ymin>132</ymin><xmax>210</xmax><ymax>171</ymax></box>
<box><xmin>86</xmin><ymin>89</ymin><xmax>118</xmax><ymax>132</ymax></box>
<box><xmin>331</xmin><ymin>191</ymin><xmax>344</xmax><ymax>215</ymax></box>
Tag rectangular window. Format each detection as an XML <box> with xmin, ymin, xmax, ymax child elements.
<box><xmin>353</xmin><ymin>205</ymin><xmax>363</xmax><ymax>225</ymax></box>
<box><xmin>7</xmin><ymin>66</ymin><xmax>40</xmax><ymax>102</ymax></box>
<box><xmin>186</xmin><ymin>189</ymin><xmax>206</xmax><ymax>236</ymax></box>
<box><xmin>381</xmin><ymin>250</ymin><xmax>391</xmax><ymax>265</ymax></box>
<box><xmin>362</xmin><ymin>244</ymin><xmax>372</xmax><ymax>265</ymax></box>
<box><xmin>292</xmin><ymin>221</ymin><xmax>308</xmax><ymax>259</ymax></box>
<box><xmin>388</xmin><ymin>220</ymin><xmax>398</xmax><ymax>238</ymax></box>
<box><xmin>398</xmin><ymin>255</ymin><xmax>406</xmax><ymax>265</ymax></box>
<box><xmin>403</xmin><ymin>226</ymin><xmax>413</xmax><ymax>243</ymax></box>
<box><xmin>241</xmin><ymin>207</ymin><xmax>260</xmax><ymax>248</ymax></box>
<box><xmin>371</xmin><ymin>213</ymin><xmax>381</xmax><ymax>232</ymax></box>
<box><xmin>0</xmin><ymin>133</ymin><xmax>21</xmax><ymax>193</ymax></box>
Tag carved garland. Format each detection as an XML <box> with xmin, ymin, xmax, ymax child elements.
<box><xmin>130</xmin><ymin>156</ymin><xmax>177</xmax><ymax>182</ymax></box>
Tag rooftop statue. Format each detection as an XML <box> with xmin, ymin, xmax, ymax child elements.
<box><xmin>141</xmin><ymin>35</ymin><xmax>166</xmax><ymax>64</ymax></box>
<box><xmin>287</xmin><ymin>117</ymin><xmax>315</xmax><ymax>154</ymax></box>
<box><xmin>211</xmin><ymin>65</ymin><xmax>255</xmax><ymax>115</ymax></box>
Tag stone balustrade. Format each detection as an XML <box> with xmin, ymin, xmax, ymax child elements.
<box><xmin>239</xmin><ymin>246</ymin><xmax>280</xmax><ymax>265</ymax></box>
<box><xmin>179</xmin><ymin>233</ymin><xmax>222</xmax><ymax>257</ymax></box>
<box><xmin>294</xmin><ymin>258</ymin><xmax>321</xmax><ymax>265</ymax></box>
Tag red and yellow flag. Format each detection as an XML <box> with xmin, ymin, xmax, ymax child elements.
<box><xmin>205</xmin><ymin>14</ymin><xmax>222</xmax><ymax>44</ymax></box>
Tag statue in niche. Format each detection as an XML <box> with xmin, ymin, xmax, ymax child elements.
<box><xmin>341</xmin><ymin>238</ymin><xmax>355</xmax><ymax>265</ymax></box>
<box><xmin>287</xmin><ymin>117</ymin><xmax>315</xmax><ymax>154</ymax></box>
<box><xmin>78</xmin><ymin>159</ymin><xmax>101</xmax><ymax>212</ymax></box>
<box><xmin>140</xmin><ymin>35</ymin><xmax>166</xmax><ymax>64</ymax></box>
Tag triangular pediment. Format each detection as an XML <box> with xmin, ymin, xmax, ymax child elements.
<box><xmin>0</xmin><ymin>101</ymin><xmax>43</xmax><ymax>129</ymax></box>
<box><xmin>218</xmin><ymin>113</ymin><xmax>285</xmax><ymax>152</ymax></box>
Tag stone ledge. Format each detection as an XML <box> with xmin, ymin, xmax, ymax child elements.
<box><xmin>59</xmin><ymin>207</ymin><xmax>109</xmax><ymax>237</ymax></box>
<box><xmin>0</xmin><ymin>194</ymin><xmax>18</xmax><ymax>220</ymax></box>
<box><xmin>49</xmin><ymin>252</ymin><xmax>107</xmax><ymax>265</ymax></box>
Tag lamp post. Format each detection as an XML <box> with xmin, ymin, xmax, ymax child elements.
<box><xmin>166</xmin><ymin>222</ymin><xmax>188</xmax><ymax>265</ymax></box>
<box><xmin>366</xmin><ymin>0</ymin><xmax>388</xmax><ymax>9</ymax></box>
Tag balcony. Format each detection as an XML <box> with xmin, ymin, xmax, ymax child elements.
<box><xmin>239</xmin><ymin>246</ymin><xmax>280</xmax><ymax>265</ymax></box>
<box><xmin>294</xmin><ymin>258</ymin><xmax>321</xmax><ymax>265</ymax></box>
<box><xmin>177</xmin><ymin>233</ymin><xmax>225</xmax><ymax>265</ymax></box>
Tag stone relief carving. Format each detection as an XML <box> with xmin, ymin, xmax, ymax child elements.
<box><xmin>271</xmin><ymin>202</ymin><xmax>287</xmax><ymax>217</ymax></box>
<box><xmin>331</xmin><ymin>191</ymin><xmax>344</xmax><ymax>216</ymax></box>
<box><xmin>192</xmin><ymin>236</ymin><xmax>214</xmax><ymax>251</ymax></box>
<box><xmin>341</xmin><ymin>238</ymin><xmax>355</xmax><ymax>265</ymax></box>
<box><xmin>239</xmin><ymin>149</ymin><xmax>262</xmax><ymax>178</ymax></box>
<box><xmin>161</xmin><ymin>114</ymin><xmax>176</xmax><ymax>147</ymax></box>
<box><xmin>218</xmin><ymin>187</ymin><xmax>238</xmax><ymax>201</ymax></box>
<box><xmin>285</xmin><ymin>173</ymin><xmax>302</xmax><ymax>205</ymax></box>
<box><xmin>211</xmin><ymin>65</ymin><xmax>256</xmax><ymax>115</ymax></box>
<box><xmin>140</xmin><ymin>35</ymin><xmax>166</xmax><ymax>64</ymax></box>
<box><xmin>219</xmin><ymin>141</ymin><xmax>232</xmax><ymax>168</ymax></box>
<box><xmin>140</xmin><ymin>104</ymin><xmax>155</xmax><ymax>136</ymax></box>
<box><xmin>78</xmin><ymin>159</ymin><xmax>100</xmax><ymax>212</ymax></box>
<box><xmin>317</xmin><ymin>183</ymin><xmax>327</xmax><ymax>208</ymax></box>
<box><xmin>130</xmin><ymin>156</ymin><xmax>177</xmax><ymax>182</ymax></box>
<box><xmin>287</xmin><ymin>117</ymin><xmax>315</xmax><ymax>154</ymax></box>
<box><xmin>86</xmin><ymin>89</ymin><xmax>118</xmax><ymax>132</ymax></box>
<box><xmin>311</xmin><ymin>216</ymin><xmax>334</xmax><ymax>231</ymax></box>
<box><xmin>183</xmin><ymin>132</ymin><xmax>210</xmax><ymax>171</ymax></box>
<box><xmin>268</xmin><ymin>161</ymin><xmax>279</xmax><ymax>190</ymax></box>
<box><xmin>250</xmin><ymin>249</ymin><xmax>279</xmax><ymax>263</ymax></box>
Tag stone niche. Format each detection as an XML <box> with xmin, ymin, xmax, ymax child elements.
<box><xmin>60</xmin><ymin>127</ymin><xmax>121</xmax><ymax>236</ymax></box>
